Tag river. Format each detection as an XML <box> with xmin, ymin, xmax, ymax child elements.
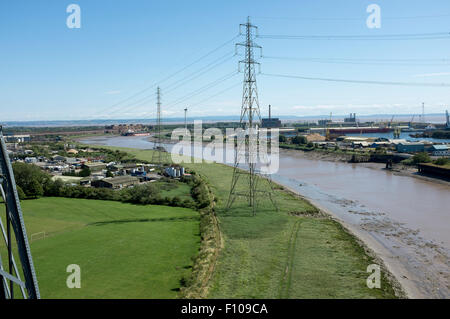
<box><xmin>80</xmin><ymin>135</ymin><xmax>449</xmax><ymax>299</ymax></box>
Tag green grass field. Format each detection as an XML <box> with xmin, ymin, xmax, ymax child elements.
<box><xmin>157</xmin><ymin>180</ymin><xmax>192</xmax><ymax>200</ymax></box>
<box><xmin>96</xmin><ymin>146</ymin><xmax>398</xmax><ymax>298</ymax></box>
<box><xmin>1</xmin><ymin>197</ymin><xmax>200</xmax><ymax>298</ymax></box>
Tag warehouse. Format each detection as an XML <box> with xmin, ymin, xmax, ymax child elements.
<box><xmin>91</xmin><ymin>176</ymin><xmax>139</xmax><ymax>189</ymax></box>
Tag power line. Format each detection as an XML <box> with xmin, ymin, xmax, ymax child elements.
<box><xmin>142</xmin><ymin>81</ymin><xmax>241</xmax><ymax>118</ymax></box>
<box><xmin>254</xmin><ymin>13</ymin><xmax>450</xmax><ymax>21</ymax></box>
<box><xmin>143</xmin><ymin>81</ymin><xmax>241</xmax><ymax>117</ymax></box>
<box><xmin>262</xmin><ymin>55</ymin><xmax>450</xmax><ymax>66</ymax></box>
<box><xmin>261</xmin><ymin>72</ymin><xmax>450</xmax><ymax>87</ymax></box>
<box><xmin>164</xmin><ymin>71</ymin><xmax>239</xmax><ymax>110</ymax></box>
<box><xmin>163</xmin><ymin>51</ymin><xmax>236</xmax><ymax>93</ymax></box>
<box><xmin>108</xmin><ymin>69</ymin><xmax>239</xmax><ymax>118</ymax></box>
<box><xmin>90</xmin><ymin>34</ymin><xmax>240</xmax><ymax>118</ymax></box>
<box><xmin>102</xmin><ymin>51</ymin><xmax>237</xmax><ymax>118</ymax></box>
<box><xmin>257</xmin><ymin>32</ymin><xmax>450</xmax><ymax>40</ymax></box>
<box><xmin>181</xmin><ymin>82</ymin><xmax>241</xmax><ymax>110</ymax></box>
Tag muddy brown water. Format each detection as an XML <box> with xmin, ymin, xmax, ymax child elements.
<box><xmin>81</xmin><ymin>135</ymin><xmax>449</xmax><ymax>298</ymax></box>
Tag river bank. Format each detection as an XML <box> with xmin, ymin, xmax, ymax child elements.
<box><xmin>144</xmin><ymin>134</ymin><xmax>449</xmax><ymax>186</ymax></box>
<box><xmin>278</xmin><ymin>147</ymin><xmax>450</xmax><ymax>187</ymax></box>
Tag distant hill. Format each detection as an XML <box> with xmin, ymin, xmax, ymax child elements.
<box><xmin>1</xmin><ymin>113</ymin><xmax>447</xmax><ymax>127</ymax></box>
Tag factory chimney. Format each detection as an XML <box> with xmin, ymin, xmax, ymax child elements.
<box><xmin>446</xmin><ymin>110</ymin><xmax>450</xmax><ymax>129</ymax></box>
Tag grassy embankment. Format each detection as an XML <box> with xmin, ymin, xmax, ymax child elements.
<box><xmin>93</xmin><ymin>146</ymin><xmax>399</xmax><ymax>299</ymax></box>
<box><xmin>0</xmin><ymin>197</ymin><xmax>200</xmax><ymax>298</ymax></box>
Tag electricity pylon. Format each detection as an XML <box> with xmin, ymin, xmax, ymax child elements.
<box><xmin>151</xmin><ymin>87</ymin><xmax>168</xmax><ymax>165</ymax></box>
<box><xmin>0</xmin><ymin>127</ymin><xmax>40</xmax><ymax>299</ymax></box>
<box><xmin>226</xmin><ymin>17</ymin><xmax>277</xmax><ymax>216</ymax></box>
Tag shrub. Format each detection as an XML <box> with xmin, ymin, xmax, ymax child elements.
<box><xmin>291</xmin><ymin>135</ymin><xmax>307</xmax><ymax>145</ymax></box>
<box><xmin>434</xmin><ymin>157</ymin><xmax>450</xmax><ymax>166</ymax></box>
<box><xmin>16</xmin><ymin>185</ymin><xmax>26</xmax><ymax>200</ymax></box>
<box><xmin>191</xmin><ymin>178</ymin><xmax>212</xmax><ymax>209</ymax></box>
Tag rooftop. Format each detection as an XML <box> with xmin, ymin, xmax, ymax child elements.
<box><xmin>431</xmin><ymin>145</ymin><xmax>449</xmax><ymax>150</ymax></box>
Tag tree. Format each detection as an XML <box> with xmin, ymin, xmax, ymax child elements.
<box><xmin>12</xmin><ymin>162</ymin><xmax>50</xmax><ymax>198</ymax></box>
<box><xmin>27</xmin><ymin>179</ymin><xmax>44</xmax><ymax>198</ymax></box>
<box><xmin>106</xmin><ymin>170</ymin><xmax>114</xmax><ymax>178</ymax></box>
<box><xmin>292</xmin><ymin>135</ymin><xmax>307</xmax><ymax>145</ymax></box>
<box><xmin>79</xmin><ymin>166</ymin><xmax>91</xmax><ymax>177</ymax></box>
<box><xmin>412</xmin><ymin>152</ymin><xmax>431</xmax><ymax>164</ymax></box>
<box><xmin>45</xmin><ymin>178</ymin><xmax>64</xmax><ymax>197</ymax></box>
<box><xmin>279</xmin><ymin>135</ymin><xmax>287</xmax><ymax>143</ymax></box>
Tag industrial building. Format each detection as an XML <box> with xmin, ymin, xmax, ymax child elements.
<box><xmin>396</xmin><ymin>143</ymin><xmax>425</xmax><ymax>153</ymax></box>
<box><xmin>4</xmin><ymin>134</ymin><xmax>31</xmax><ymax>143</ymax></box>
<box><xmin>344</xmin><ymin>113</ymin><xmax>357</xmax><ymax>123</ymax></box>
<box><xmin>429</xmin><ymin>145</ymin><xmax>449</xmax><ymax>156</ymax></box>
<box><xmin>91</xmin><ymin>176</ymin><xmax>139</xmax><ymax>189</ymax></box>
<box><xmin>165</xmin><ymin>166</ymin><xmax>185</xmax><ymax>178</ymax></box>
<box><xmin>82</xmin><ymin>162</ymin><xmax>107</xmax><ymax>172</ymax></box>
<box><xmin>261</xmin><ymin>105</ymin><xmax>281</xmax><ymax>128</ymax></box>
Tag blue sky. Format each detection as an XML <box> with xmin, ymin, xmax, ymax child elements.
<box><xmin>1</xmin><ymin>0</ymin><xmax>450</xmax><ymax>121</ymax></box>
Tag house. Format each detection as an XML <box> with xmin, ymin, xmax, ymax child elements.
<box><xmin>91</xmin><ymin>176</ymin><xmax>139</xmax><ymax>189</ymax></box>
<box><xmin>429</xmin><ymin>145</ymin><xmax>449</xmax><ymax>156</ymax></box>
<box><xmin>396</xmin><ymin>143</ymin><xmax>425</xmax><ymax>153</ymax></box>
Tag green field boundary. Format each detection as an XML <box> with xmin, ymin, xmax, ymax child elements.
<box><xmin>180</xmin><ymin>174</ymin><xmax>223</xmax><ymax>299</ymax></box>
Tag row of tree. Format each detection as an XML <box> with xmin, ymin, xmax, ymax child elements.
<box><xmin>11</xmin><ymin>162</ymin><xmax>211</xmax><ymax>210</ymax></box>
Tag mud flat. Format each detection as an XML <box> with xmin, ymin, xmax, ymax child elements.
<box><xmin>274</xmin><ymin>149</ymin><xmax>449</xmax><ymax>299</ymax></box>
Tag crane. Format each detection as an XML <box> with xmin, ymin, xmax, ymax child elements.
<box><xmin>389</xmin><ymin>115</ymin><xmax>395</xmax><ymax>128</ymax></box>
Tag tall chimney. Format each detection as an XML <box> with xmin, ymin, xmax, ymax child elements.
<box><xmin>269</xmin><ymin>105</ymin><xmax>271</xmax><ymax>120</ymax></box>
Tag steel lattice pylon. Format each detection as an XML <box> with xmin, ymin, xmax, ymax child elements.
<box><xmin>0</xmin><ymin>127</ymin><xmax>40</xmax><ymax>299</ymax></box>
<box><xmin>226</xmin><ymin>17</ymin><xmax>277</xmax><ymax>216</ymax></box>
<box><xmin>151</xmin><ymin>87</ymin><xmax>169</xmax><ymax>166</ymax></box>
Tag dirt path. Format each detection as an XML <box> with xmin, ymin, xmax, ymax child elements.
<box><xmin>279</xmin><ymin>219</ymin><xmax>301</xmax><ymax>298</ymax></box>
